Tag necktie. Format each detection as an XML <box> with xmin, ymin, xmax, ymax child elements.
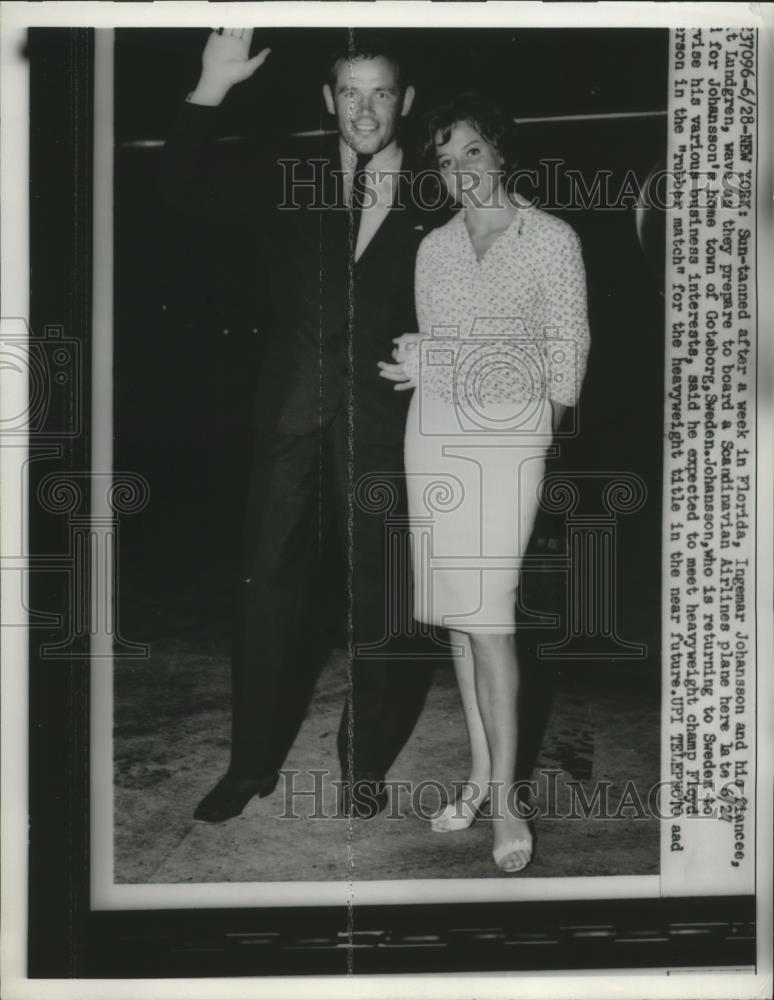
<box><xmin>350</xmin><ymin>152</ymin><xmax>371</xmax><ymax>241</ymax></box>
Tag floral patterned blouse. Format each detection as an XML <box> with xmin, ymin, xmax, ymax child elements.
<box><xmin>407</xmin><ymin>199</ymin><xmax>591</xmax><ymax>410</ymax></box>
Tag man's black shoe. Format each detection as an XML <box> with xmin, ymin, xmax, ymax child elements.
<box><xmin>193</xmin><ymin>773</ymin><xmax>277</xmax><ymax>824</ymax></box>
<box><xmin>341</xmin><ymin>776</ymin><xmax>388</xmax><ymax>820</ymax></box>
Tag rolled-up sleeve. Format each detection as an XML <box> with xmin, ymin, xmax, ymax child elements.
<box><xmin>540</xmin><ymin>224</ymin><xmax>591</xmax><ymax>407</ymax></box>
<box><xmin>414</xmin><ymin>235</ymin><xmax>435</xmax><ymax>336</ymax></box>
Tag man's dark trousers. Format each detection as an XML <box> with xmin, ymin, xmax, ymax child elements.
<box><xmin>229</xmin><ymin>409</ymin><xmax>431</xmax><ymax>790</ymax></box>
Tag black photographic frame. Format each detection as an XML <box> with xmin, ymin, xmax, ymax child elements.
<box><xmin>24</xmin><ymin>24</ymin><xmax>759</xmax><ymax>982</ymax></box>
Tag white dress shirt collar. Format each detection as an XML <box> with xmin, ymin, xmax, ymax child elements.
<box><xmin>338</xmin><ymin>140</ymin><xmax>404</xmax><ymax>262</ymax></box>
<box><xmin>339</xmin><ymin>138</ymin><xmax>403</xmax><ymax>177</ymax></box>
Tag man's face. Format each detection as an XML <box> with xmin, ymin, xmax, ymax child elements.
<box><xmin>323</xmin><ymin>56</ymin><xmax>415</xmax><ymax>156</ymax></box>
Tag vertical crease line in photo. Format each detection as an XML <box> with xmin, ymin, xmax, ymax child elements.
<box><xmin>317</xmin><ymin>204</ymin><xmax>325</xmax><ymax>858</ymax></box>
<box><xmin>344</xmin><ymin>24</ymin><xmax>356</xmax><ymax>968</ymax></box>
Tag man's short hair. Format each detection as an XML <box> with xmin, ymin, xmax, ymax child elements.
<box><xmin>324</xmin><ymin>30</ymin><xmax>410</xmax><ymax>92</ymax></box>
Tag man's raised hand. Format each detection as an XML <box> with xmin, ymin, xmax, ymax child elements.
<box><xmin>188</xmin><ymin>29</ymin><xmax>271</xmax><ymax>106</ymax></box>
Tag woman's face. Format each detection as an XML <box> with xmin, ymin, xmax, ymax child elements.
<box><xmin>434</xmin><ymin>120</ymin><xmax>504</xmax><ymax>207</ymax></box>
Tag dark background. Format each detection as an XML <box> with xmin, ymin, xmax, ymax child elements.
<box><xmin>113</xmin><ymin>27</ymin><xmax>668</xmax><ymax>648</ymax></box>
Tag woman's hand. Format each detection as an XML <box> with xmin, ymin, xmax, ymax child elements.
<box><xmin>377</xmin><ymin>359</ymin><xmax>413</xmax><ymax>391</ymax></box>
<box><xmin>377</xmin><ymin>333</ymin><xmax>423</xmax><ymax>391</ymax></box>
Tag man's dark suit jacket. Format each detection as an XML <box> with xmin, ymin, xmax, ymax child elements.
<box><xmin>162</xmin><ymin>102</ymin><xmax>449</xmax><ymax>446</ymax></box>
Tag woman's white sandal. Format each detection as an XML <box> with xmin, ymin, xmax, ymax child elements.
<box><xmin>492</xmin><ymin>837</ymin><xmax>533</xmax><ymax>873</ymax></box>
<box><xmin>430</xmin><ymin>794</ymin><xmax>490</xmax><ymax>833</ymax></box>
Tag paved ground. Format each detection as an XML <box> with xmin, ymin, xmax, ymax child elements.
<box><xmin>114</xmin><ymin>637</ymin><xmax>660</xmax><ymax>883</ymax></box>
<box><xmin>113</xmin><ymin>445</ymin><xmax>661</xmax><ymax>885</ymax></box>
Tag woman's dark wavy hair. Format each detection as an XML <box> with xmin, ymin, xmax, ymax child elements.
<box><xmin>420</xmin><ymin>93</ymin><xmax>518</xmax><ymax>174</ymax></box>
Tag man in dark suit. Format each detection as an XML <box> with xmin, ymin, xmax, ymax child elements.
<box><xmin>162</xmin><ymin>28</ymin><xmax>444</xmax><ymax>822</ymax></box>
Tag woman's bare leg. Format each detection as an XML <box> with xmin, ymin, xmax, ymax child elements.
<box><xmin>469</xmin><ymin>632</ymin><xmax>532</xmax><ymax>871</ymax></box>
<box><xmin>432</xmin><ymin>629</ymin><xmax>491</xmax><ymax>830</ymax></box>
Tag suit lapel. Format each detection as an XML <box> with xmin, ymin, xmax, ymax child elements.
<box><xmin>354</xmin><ymin>168</ymin><xmax>424</xmax><ymax>268</ymax></box>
